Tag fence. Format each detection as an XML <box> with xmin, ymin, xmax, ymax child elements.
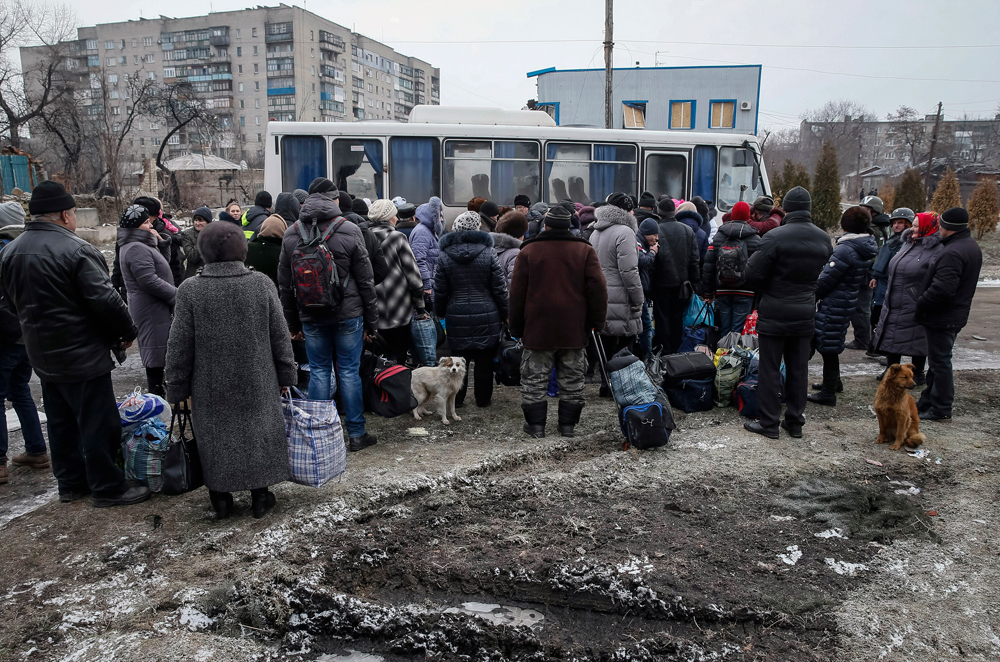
<box><xmin>0</xmin><ymin>155</ymin><xmax>37</xmax><ymax>195</ymax></box>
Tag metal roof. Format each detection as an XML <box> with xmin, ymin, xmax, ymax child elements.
<box><xmin>161</xmin><ymin>154</ymin><xmax>243</xmax><ymax>171</ymax></box>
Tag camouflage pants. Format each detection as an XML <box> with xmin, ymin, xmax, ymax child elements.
<box><xmin>520</xmin><ymin>348</ymin><xmax>587</xmax><ymax>405</ymax></box>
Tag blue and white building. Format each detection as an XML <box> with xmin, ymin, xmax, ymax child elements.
<box><xmin>528</xmin><ymin>64</ymin><xmax>761</xmax><ymax>135</ymax></box>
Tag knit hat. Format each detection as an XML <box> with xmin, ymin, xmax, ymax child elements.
<box><xmin>453</xmin><ymin>211</ymin><xmax>482</xmax><ymax>233</ymax></box>
<box><xmin>675</xmin><ymin>201</ymin><xmax>697</xmax><ymax>214</ymax></box>
<box><xmin>254</xmin><ymin>190</ymin><xmax>272</xmax><ymax>209</ymax></box>
<box><xmin>606</xmin><ymin>192</ymin><xmax>634</xmax><ymax>212</ymax></box>
<box><xmin>731</xmin><ymin>201</ymin><xmax>752</xmax><ymax>222</ymax></box>
<box><xmin>396</xmin><ymin>203</ymin><xmax>416</xmax><ymax>220</ymax></box>
<box><xmin>352</xmin><ymin>198</ymin><xmax>369</xmax><ymax>216</ymax></box>
<box><xmin>840</xmin><ymin>206</ymin><xmax>871</xmax><ymax>234</ymax></box>
<box><xmin>292</xmin><ymin>189</ymin><xmax>309</xmax><ymax>205</ymax></box>
<box><xmin>543</xmin><ymin>205</ymin><xmax>572</xmax><ymax>230</ymax></box>
<box><xmin>308</xmin><ymin>177</ymin><xmax>338</xmax><ymax>195</ymax></box>
<box><xmin>368</xmin><ymin>199</ymin><xmax>397</xmax><ymax>223</ymax></box>
<box><xmin>192</xmin><ymin>206</ymin><xmax>213</xmax><ymax>223</ymax></box>
<box><xmin>338</xmin><ymin>191</ymin><xmax>354</xmax><ymax>211</ymax></box>
<box><xmin>513</xmin><ymin>194</ymin><xmax>531</xmax><ymax>208</ymax></box>
<box><xmin>691</xmin><ymin>196</ymin><xmax>710</xmax><ymax>221</ymax></box>
<box><xmin>940</xmin><ymin>206</ymin><xmax>969</xmax><ymax>231</ymax></box>
<box><xmin>782</xmin><ymin>186</ymin><xmax>811</xmax><ymax>213</ymax></box>
<box><xmin>638</xmin><ymin>191</ymin><xmax>656</xmax><ymax>210</ymax></box>
<box><xmin>915</xmin><ymin>211</ymin><xmax>940</xmax><ymax>238</ymax></box>
<box><xmin>258</xmin><ymin>214</ymin><xmax>287</xmax><ymax>239</ymax></box>
<box><xmin>479</xmin><ymin>200</ymin><xmax>500</xmax><ymax>218</ymax></box>
<box><xmin>28</xmin><ymin>180</ymin><xmax>76</xmax><ymax>215</ymax></box>
<box><xmin>638</xmin><ymin>218</ymin><xmax>659</xmax><ymax>236</ymax></box>
<box><xmin>752</xmin><ymin>196</ymin><xmax>774</xmax><ymax>214</ymax></box>
<box><xmin>656</xmin><ymin>197</ymin><xmax>675</xmax><ymax>215</ymax></box>
<box><xmin>0</xmin><ymin>201</ymin><xmax>25</xmax><ymax>227</ymax></box>
<box><xmin>199</xmin><ymin>219</ymin><xmax>248</xmax><ymax>264</ymax></box>
<box><xmin>134</xmin><ymin>196</ymin><xmax>161</xmax><ymax>218</ymax></box>
<box><xmin>119</xmin><ymin>204</ymin><xmax>150</xmax><ymax>228</ymax></box>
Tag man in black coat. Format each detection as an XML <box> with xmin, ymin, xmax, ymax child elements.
<box><xmin>743</xmin><ymin>186</ymin><xmax>833</xmax><ymax>439</ymax></box>
<box><xmin>915</xmin><ymin>207</ymin><xmax>983</xmax><ymax>421</ymax></box>
<box><xmin>0</xmin><ymin>181</ymin><xmax>149</xmax><ymax>507</ymax></box>
<box><xmin>241</xmin><ymin>190</ymin><xmax>272</xmax><ymax>239</ymax></box>
<box><xmin>652</xmin><ymin>197</ymin><xmax>700</xmax><ymax>354</ymax></box>
<box><xmin>339</xmin><ymin>191</ymin><xmax>388</xmax><ymax>285</ymax></box>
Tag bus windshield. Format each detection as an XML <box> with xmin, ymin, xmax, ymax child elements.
<box><xmin>717</xmin><ymin>146</ymin><xmax>764</xmax><ymax>211</ymax></box>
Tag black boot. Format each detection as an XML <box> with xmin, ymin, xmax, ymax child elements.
<box><xmin>208</xmin><ymin>490</ymin><xmax>233</xmax><ymax>520</ymax></box>
<box><xmin>522</xmin><ymin>402</ymin><xmax>547</xmax><ymax>438</ymax></box>
<box><xmin>251</xmin><ymin>488</ymin><xmax>276</xmax><ymax>519</ymax></box>
<box><xmin>557</xmin><ymin>401</ymin><xmax>585</xmax><ymax>438</ymax></box>
<box><xmin>807</xmin><ymin>390</ymin><xmax>837</xmax><ymax>406</ymax></box>
<box><xmin>811</xmin><ymin>380</ymin><xmax>843</xmax><ymax>392</ymax></box>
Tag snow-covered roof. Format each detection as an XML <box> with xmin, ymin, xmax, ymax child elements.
<box><xmin>161</xmin><ymin>154</ymin><xmax>243</xmax><ymax>171</ymax></box>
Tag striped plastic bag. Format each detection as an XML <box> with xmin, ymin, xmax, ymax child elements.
<box><xmin>282</xmin><ymin>389</ymin><xmax>347</xmax><ymax>488</ymax></box>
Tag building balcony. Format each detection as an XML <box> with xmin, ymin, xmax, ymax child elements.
<box><xmin>318</xmin><ymin>31</ymin><xmax>346</xmax><ymax>51</ymax></box>
<box><xmin>210</xmin><ymin>34</ymin><xmax>230</xmax><ymax>47</ymax></box>
<box><xmin>264</xmin><ymin>32</ymin><xmax>293</xmax><ymax>43</ymax></box>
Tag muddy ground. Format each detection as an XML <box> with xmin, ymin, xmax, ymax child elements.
<box><xmin>1</xmin><ymin>261</ymin><xmax>999</xmax><ymax>661</ymax></box>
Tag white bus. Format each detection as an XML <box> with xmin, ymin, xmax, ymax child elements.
<box><xmin>264</xmin><ymin>107</ymin><xmax>769</xmax><ymax>221</ymax></box>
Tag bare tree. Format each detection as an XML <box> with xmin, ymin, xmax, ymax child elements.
<box><xmin>803</xmin><ymin>100</ymin><xmax>876</xmax><ymax>177</ymax></box>
<box><xmin>0</xmin><ymin>0</ymin><xmax>75</xmax><ymax>147</ymax></box>
<box><xmin>886</xmin><ymin>105</ymin><xmax>925</xmax><ymax>166</ymax></box>
<box><xmin>35</xmin><ymin>88</ymin><xmax>99</xmax><ymax>190</ymax></box>
<box><xmin>93</xmin><ymin>70</ymin><xmax>157</xmax><ymax>209</ymax></box>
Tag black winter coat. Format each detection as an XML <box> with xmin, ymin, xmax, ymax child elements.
<box><xmin>653</xmin><ymin>215</ymin><xmax>700</xmax><ymax>289</ymax></box>
<box><xmin>396</xmin><ymin>220</ymin><xmax>417</xmax><ymax>239</ymax></box>
<box><xmin>433</xmin><ymin>230</ymin><xmax>508</xmax><ymax>352</ymax></box>
<box><xmin>701</xmin><ymin>220</ymin><xmax>761</xmax><ymax>295</ymax></box>
<box><xmin>343</xmin><ymin>211</ymin><xmax>388</xmax><ymax>285</ymax></box>
<box><xmin>814</xmin><ymin>233</ymin><xmax>879</xmax><ymax>354</ymax></box>
<box><xmin>744</xmin><ymin>210</ymin><xmax>833</xmax><ymax>337</ymax></box>
<box><xmin>916</xmin><ymin>228</ymin><xmax>983</xmax><ymax>331</ymax></box>
<box><xmin>0</xmin><ymin>226</ymin><xmax>24</xmax><ymax>343</ymax></box>
<box><xmin>637</xmin><ymin>233</ymin><xmax>655</xmax><ymax>298</ymax></box>
<box><xmin>676</xmin><ymin>210</ymin><xmax>708</xmax><ymax>263</ymax></box>
<box><xmin>0</xmin><ymin>222</ymin><xmax>137</xmax><ymax>382</ymax></box>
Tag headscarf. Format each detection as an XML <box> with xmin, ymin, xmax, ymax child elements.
<box><xmin>119</xmin><ymin>204</ymin><xmax>150</xmax><ymax>228</ymax></box>
<box><xmin>914</xmin><ymin>212</ymin><xmax>939</xmax><ymax>238</ymax></box>
<box><xmin>258</xmin><ymin>214</ymin><xmax>287</xmax><ymax>239</ymax></box>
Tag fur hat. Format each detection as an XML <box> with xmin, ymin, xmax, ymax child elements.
<box><xmin>656</xmin><ymin>197</ymin><xmax>675</xmax><ymax>215</ymax></box>
<box><xmin>199</xmin><ymin>219</ymin><xmax>248</xmax><ymax>263</ymax></box>
<box><xmin>782</xmin><ymin>187</ymin><xmax>811</xmax><ymax>213</ymax></box>
<box><xmin>453</xmin><ymin>211</ymin><xmax>482</xmax><ymax>233</ymax></box>
<box><xmin>467</xmin><ymin>197</ymin><xmax>487</xmax><ymax>213</ymax></box>
<box><xmin>731</xmin><ymin>201</ymin><xmax>752</xmax><ymax>222</ymax></box>
<box><xmin>606</xmin><ymin>192</ymin><xmax>634</xmax><ymax>212</ymax></box>
<box><xmin>352</xmin><ymin>198</ymin><xmax>369</xmax><ymax>216</ymax></box>
<box><xmin>258</xmin><ymin>214</ymin><xmax>287</xmax><ymax>239</ymax></box>
<box><xmin>254</xmin><ymin>190</ymin><xmax>272</xmax><ymax>209</ymax></box>
<box><xmin>940</xmin><ymin>206</ymin><xmax>969</xmax><ymax>231</ymax></box>
<box><xmin>638</xmin><ymin>218</ymin><xmax>659</xmax><ymax>236</ymax></box>
<box><xmin>675</xmin><ymin>201</ymin><xmax>697</xmax><ymax>214</ymax></box>
<box><xmin>479</xmin><ymin>200</ymin><xmax>500</xmax><ymax>218</ymax></box>
<box><xmin>133</xmin><ymin>195</ymin><xmax>161</xmax><ymax>218</ymax></box>
<box><xmin>368</xmin><ymin>199</ymin><xmax>397</xmax><ymax>224</ymax></box>
<box><xmin>0</xmin><ymin>201</ymin><xmax>25</xmax><ymax>227</ymax></box>
<box><xmin>691</xmin><ymin>196</ymin><xmax>710</xmax><ymax>220</ymax></box>
<box><xmin>308</xmin><ymin>177</ymin><xmax>338</xmax><ymax>195</ymax></box>
<box><xmin>840</xmin><ymin>205</ymin><xmax>872</xmax><ymax>234</ymax></box>
<box><xmin>543</xmin><ymin>205</ymin><xmax>572</xmax><ymax>230</ymax></box>
<box><xmin>513</xmin><ymin>194</ymin><xmax>531</xmax><ymax>208</ymax></box>
<box><xmin>119</xmin><ymin>204</ymin><xmax>150</xmax><ymax>228</ymax></box>
<box><xmin>496</xmin><ymin>211</ymin><xmax>528</xmax><ymax>238</ymax></box>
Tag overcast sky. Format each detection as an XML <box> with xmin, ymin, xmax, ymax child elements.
<box><xmin>61</xmin><ymin>0</ymin><xmax>1000</xmax><ymax>133</ymax></box>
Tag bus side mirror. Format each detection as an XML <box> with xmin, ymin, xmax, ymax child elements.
<box><xmin>751</xmin><ymin>158</ymin><xmax>760</xmax><ymax>191</ymax></box>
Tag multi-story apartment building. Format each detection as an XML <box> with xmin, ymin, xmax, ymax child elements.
<box><xmin>20</xmin><ymin>4</ymin><xmax>440</xmax><ymax>165</ymax></box>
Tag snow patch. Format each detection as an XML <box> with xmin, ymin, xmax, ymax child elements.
<box><xmin>825</xmin><ymin>558</ymin><xmax>869</xmax><ymax>576</ymax></box>
<box><xmin>778</xmin><ymin>545</ymin><xmax>802</xmax><ymax>565</ymax></box>
<box><xmin>814</xmin><ymin>528</ymin><xmax>848</xmax><ymax>539</ymax></box>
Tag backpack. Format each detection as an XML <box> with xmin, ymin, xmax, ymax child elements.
<box><xmin>291</xmin><ymin>218</ymin><xmax>350</xmax><ymax>312</ymax></box>
<box><xmin>716</xmin><ymin>234</ymin><xmax>749</xmax><ymax>286</ymax></box>
<box><xmin>619</xmin><ymin>390</ymin><xmax>675</xmax><ymax>450</ymax></box>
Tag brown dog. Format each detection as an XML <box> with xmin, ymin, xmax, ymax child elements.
<box><xmin>874</xmin><ymin>363</ymin><xmax>926</xmax><ymax>450</ymax></box>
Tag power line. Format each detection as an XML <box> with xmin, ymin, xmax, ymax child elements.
<box><xmin>385</xmin><ymin>38</ymin><xmax>1000</xmax><ymax>50</ymax></box>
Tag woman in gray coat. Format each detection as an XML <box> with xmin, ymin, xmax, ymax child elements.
<box><xmin>872</xmin><ymin>212</ymin><xmax>944</xmax><ymax>384</ymax></box>
<box><xmin>165</xmin><ymin>221</ymin><xmax>297</xmax><ymax>520</ymax></box>
<box><xmin>118</xmin><ymin>204</ymin><xmax>177</xmax><ymax>396</ymax></box>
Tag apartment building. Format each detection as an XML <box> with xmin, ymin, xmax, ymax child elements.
<box><xmin>20</xmin><ymin>4</ymin><xmax>440</xmax><ymax>163</ymax></box>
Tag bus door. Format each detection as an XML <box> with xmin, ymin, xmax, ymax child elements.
<box><xmin>331</xmin><ymin>137</ymin><xmax>385</xmax><ymax>200</ymax></box>
<box><xmin>642</xmin><ymin>149</ymin><xmax>689</xmax><ymax>202</ymax></box>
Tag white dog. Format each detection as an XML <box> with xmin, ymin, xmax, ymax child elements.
<box><xmin>411</xmin><ymin>357</ymin><xmax>467</xmax><ymax>425</ymax></box>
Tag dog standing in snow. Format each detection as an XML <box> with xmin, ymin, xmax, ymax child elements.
<box><xmin>411</xmin><ymin>357</ymin><xmax>467</xmax><ymax>425</ymax></box>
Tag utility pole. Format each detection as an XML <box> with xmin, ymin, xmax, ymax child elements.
<box><xmin>604</xmin><ymin>0</ymin><xmax>613</xmax><ymax>129</ymax></box>
<box><xmin>924</xmin><ymin>101</ymin><xmax>942</xmax><ymax>200</ymax></box>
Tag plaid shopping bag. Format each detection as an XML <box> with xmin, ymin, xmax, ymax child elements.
<box><xmin>282</xmin><ymin>388</ymin><xmax>347</xmax><ymax>488</ymax></box>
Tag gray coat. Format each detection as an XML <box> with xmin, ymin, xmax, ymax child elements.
<box><xmin>589</xmin><ymin>205</ymin><xmax>643</xmax><ymax>337</ymax></box>
<box><xmin>489</xmin><ymin>232</ymin><xmax>521</xmax><ymax>292</ymax></box>
<box><xmin>873</xmin><ymin>229</ymin><xmax>944</xmax><ymax>357</ymax></box>
<box><xmin>118</xmin><ymin>227</ymin><xmax>176</xmax><ymax>368</ymax></box>
<box><xmin>164</xmin><ymin>261</ymin><xmax>297</xmax><ymax>492</ymax></box>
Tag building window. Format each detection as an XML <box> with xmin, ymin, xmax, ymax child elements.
<box><xmin>119</xmin><ymin>56</ymin><xmax>126</xmax><ymax>65</ymax></box>
<box><xmin>258</xmin><ymin>133</ymin><xmax>263</xmax><ymax>142</ymax></box>
<box><xmin>709</xmin><ymin>100</ymin><xmax>736</xmax><ymax>129</ymax></box>
<box><xmin>240</xmin><ymin>116</ymin><xmax>246</xmax><ymax>127</ymax></box>
<box><xmin>106</xmin><ymin>58</ymin><xmax>115</xmax><ymax>66</ymax></box>
<box><xmin>110</xmin><ymin>90</ymin><xmax>119</xmax><ymax>99</ymax></box>
<box><xmin>145</xmin><ymin>53</ymin><xmax>154</xmax><ymax>63</ymax></box>
<box><xmin>254</xmin><ymin>98</ymin><xmax>260</xmax><ymax>108</ymax></box>
<box><xmin>147</xmin><ymin>71</ymin><xmax>156</xmax><ymax>80</ymax></box>
<box><xmin>108</xmin><ymin>74</ymin><xmax>118</xmax><ymax>83</ymax></box>
<box><xmin>143</xmin><ymin>37</ymin><xmax>154</xmax><ymax>47</ymax></box>
<box><xmin>134</xmin><ymin>55</ymin><xmax>139</xmax><ymax>64</ymax></box>
<box><xmin>163</xmin><ymin>67</ymin><xmax>175</xmax><ymax>78</ymax></box>
<box><xmin>253</xmin><ymin>46</ymin><xmax>258</xmax><ymax>55</ymax></box>
<box><xmin>255</xmin><ymin>81</ymin><xmax>259</xmax><ymax>90</ymax></box>
<box><xmin>669</xmin><ymin>100</ymin><xmax>695</xmax><ymax>130</ymax></box>
<box><xmin>131</xmin><ymin>38</ymin><xmax>137</xmax><ymax>48</ymax></box>
<box><xmin>237</xmin><ymin>46</ymin><xmax>242</xmax><ymax>57</ymax></box>
<box><xmin>623</xmin><ymin>102</ymin><xmax>646</xmax><ymax>129</ymax></box>
<box><xmin>112</xmin><ymin>106</ymin><xmax>121</xmax><ymax>115</ymax></box>
<box><xmin>310</xmin><ymin>30</ymin><xmax>314</xmax><ymax>40</ymax></box>
<box><xmin>238</xmin><ymin>82</ymin><xmax>244</xmax><ymax>92</ymax></box>
<box><xmin>311</xmin><ymin>66</ymin><xmax>316</xmax><ymax>75</ymax></box>
<box><xmin>150</xmin><ymin>121</ymin><xmax>159</xmax><ymax>130</ymax></box>
<box><xmin>240</xmin><ymin>99</ymin><xmax>245</xmax><ymax>109</ymax></box>
<box><xmin>311</xmin><ymin>48</ymin><xmax>315</xmax><ymax>58</ymax></box>
<box><xmin>252</xmin><ymin>27</ymin><xmax>257</xmax><ymax>37</ymax></box>
<box><xmin>105</xmin><ymin>40</ymin><xmax>114</xmax><ymax>50</ymax></box>
<box><xmin>255</xmin><ymin>116</ymin><xmax>261</xmax><ymax>125</ymax></box>
<box><xmin>236</xmin><ymin>28</ymin><xmax>241</xmax><ymax>39</ymax></box>
<box><xmin>253</xmin><ymin>63</ymin><xmax>259</xmax><ymax>73</ymax></box>
<box><xmin>168</xmin><ymin>134</ymin><xmax>180</xmax><ymax>145</ymax></box>
<box><xmin>86</xmin><ymin>39</ymin><xmax>98</xmax><ymax>50</ymax></box>
<box><xmin>238</xmin><ymin>64</ymin><xmax>243</xmax><ymax>73</ymax></box>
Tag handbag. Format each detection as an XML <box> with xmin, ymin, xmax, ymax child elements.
<box><xmin>283</xmin><ymin>387</ymin><xmax>347</xmax><ymax>487</ymax></box>
<box><xmin>494</xmin><ymin>325</ymin><xmax>524</xmax><ymax>387</ymax></box>
<box><xmin>410</xmin><ymin>311</ymin><xmax>437</xmax><ymax>366</ymax></box>
<box><xmin>678</xmin><ymin>302</ymin><xmax>719</xmax><ymax>354</ymax></box>
<box><xmin>161</xmin><ymin>401</ymin><xmax>204</xmax><ymax>496</ymax></box>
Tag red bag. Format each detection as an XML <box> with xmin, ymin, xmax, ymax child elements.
<box><xmin>742</xmin><ymin>310</ymin><xmax>758</xmax><ymax>336</ymax></box>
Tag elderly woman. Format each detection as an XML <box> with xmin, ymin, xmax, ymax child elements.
<box><xmin>181</xmin><ymin>206</ymin><xmax>212</xmax><ymax>280</ymax></box>
<box><xmin>165</xmin><ymin>221</ymin><xmax>296</xmax><ymax>520</ymax></box>
<box><xmin>118</xmin><ymin>204</ymin><xmax>177</xmax><ymax>396</ymax></box>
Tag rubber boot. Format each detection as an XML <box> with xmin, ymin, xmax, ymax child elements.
<box><xmin>521</xmin><ymin>401</ymin><xmax>547</xmax><ymax>438</ymax></box>
<box><xmin>251</xmin><ymin>488</ymin><xmax>276</xmax><ymax>519</ymax></box>
<box><xmin>208</xmin><ymin>490</ymin><xmax>233</xmax><ymax>520</ymax></box>
<box><xmin>557</xmin><ymin>400</ymin><xmax>585</xmax><ymax>438</ymax></box>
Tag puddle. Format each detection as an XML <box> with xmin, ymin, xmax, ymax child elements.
<box><xmin>443</xmin><ymin>601</ymin><xmax>545</xmax><ymax>628</ymax></box>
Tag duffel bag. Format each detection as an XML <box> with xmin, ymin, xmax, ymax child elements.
<box><xmin>661</xmin><ymin>351</ymin><xmax>717</xmax><ymax>389</ymax></box>
<box><xmin>494</xmin><ymin>331</ymin><xmax>523</xmax><ymax>386</ymax></box>
<box><xmin>619</xmin><ymin>390</ymin><xmax>675</xmax><ymax>450</ymax></box>
<box><xmin>736</xmin><ymin>373</ymin><xmax>760</xmax><ymax>419</ymax></box>
<box><xmin>606</xmin><ymin>347</ymin><xmax>658</xmax><ymax>407</ymax></box>
<box><xmin>369</xmin><ymin>355</ymin><xmax>419</xmax><ymax>418</ymax></box>
<box><xmin>666</xmin><ymin>376</ymin><xmax>714</xmax><ymax>413</ymax></box>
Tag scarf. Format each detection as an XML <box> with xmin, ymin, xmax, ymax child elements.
<box><xmin>914</xmin><ymin>212</ymin><xmax>939</xmax><ymax>238</ymax></box>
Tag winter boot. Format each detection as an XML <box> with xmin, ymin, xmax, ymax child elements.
<box><xmin>557</xmin><ymin>401</ymin><xmax>585</xmax><ymax>438</ymax></box>
<box><xmin>11</xmin><ymin>452</ymin><xmax>50</xmax><ymax>469</ymax></box>
<box><xmin>208</xmin><ymin>490</ymin><xmax>233</xmax><ymax>520</ymax></box>
<box><xmin>811</xmin><ymin>380</ymin><xmax>843</xmax><ymax>393</ymax></box>
<box><xmin>251</xmin><ymin>488</ymin><xmax>276</xmax><ymax>519</ymax></box>
<box><xmin>521</xmin><ymin>401</ymin><xmax>547</xmax><ymax>438</ymax></box>
<box><xmin>807</xmin><ymin>390</ymin><xmax>837</xmax><ymax>406</ymax></box>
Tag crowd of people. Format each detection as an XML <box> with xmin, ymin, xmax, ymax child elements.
<box><xmin>0</xmin><ymin>177</ymin><xmax>983</xmax><ymax>518</ymax></box>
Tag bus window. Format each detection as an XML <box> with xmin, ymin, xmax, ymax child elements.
<box><xmin>442</xmin><ymin>139</ymin><xmax>540</xmax><ymax>206</ymax></box>
<box><xmin>389</xmin><ymin>137</ymin><xmax>440</xmax><ymax>205</ymax></box>
<box><xmin>332</xmin><ymin>138</ymin><xmax>383</xmax><ymax>200</ymax></box>
<box><xmin>281</xmin><ymin>136</ymin><xmax>326</xmax><ymax>193</ymax></box>
<box><xmin>717</xmin><ymin>146</ymin><xmax>763</xmax><ymax>211</ymax></box>
<box><xmin>692</xmin><ymin>145</ymin><xmax>717</xmax><ymax>203</ymax></box>
<box><xmin>544</xmin><ymin>143</ymin><xmax>636</xmax><ymax>205</ymax></box>
<box><xmin>644</xmin><ymin>153</ymin><xmax>686</xmax><ymax>201</ymax></box>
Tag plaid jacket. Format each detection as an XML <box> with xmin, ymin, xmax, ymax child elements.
<box><xmin>370</xmin><ymin>222</ymin><xmax>426</xmax><ymax>330</ymax></box>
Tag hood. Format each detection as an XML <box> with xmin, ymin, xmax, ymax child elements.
<box><xmin>117</xmin><ymin>226</ymin><xmax>159</xmax><ymax>248</ymax></box>
<box><xmin>218</xmin><ymin>211</ymin><xmax>240</xmax><ymax>225</ymax></box>
<box><xmin>439</xmin><ymin>229</ymin><xmax>493</xmax><ymax>264</ymax></box>
<box><xmin>871</xmin><ymin>212</ymin><xmax>891</xmax><ymax>227</ymax></box>
<box><xmin>274</xmin><ymin>192</ymin><xmax>301</xmax><ymax>224</ymax></box>
<box><xmin>416</xmin><ymin>196</ymin><xmax>443</xmax><ymax>233</ymax></box>
<box><xmin>245</xmin><ymin>205</ymin><xmax>269</xmax><ymax>224</ymax></box>
<box><xmin>490</xmin><ymin>232</ymin><xmax>522</xmax><ymax>252</ymax></box>
<box><xmin>717</xmin><ymin>220</ymin><xmax>759</xmax><ymax>240</ymax></box>
<box><xmin>0</xmin><ymin>225</ymin><xmax>24</xmax><ymax>242</ymax></box>
<box><xmin>837</xmin><ymin>232</ymin><xmax>879</xmax><ymax>259</ymax></box>
<box><xmin>675</xmin><ymin>209</ymin><xmax>704</xmax><ymax>231</ymax></box>
<box><xmin>593</xmin><ymin>204</ymin><xmax>638</xmax><ymax>233</ymax></box>
<box><xmin>299</xmin><ymin>192</ymin><xmax>342</xmax><ymax>224</ymax></box>
<box><xmin>530</xmin><ymin>202</ymin><xmax>548</xmax><ymax>216</ymax></box>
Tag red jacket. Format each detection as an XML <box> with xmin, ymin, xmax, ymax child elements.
<box><xmin>747</xmin><ymin>207</ymin><xmax>785</xmax><ymax>236</ymax></box>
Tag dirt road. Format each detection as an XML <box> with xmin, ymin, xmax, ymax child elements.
<box><xmin>0</xmin><ymin>292</ymin><xmax>998</xmax><ymax>661</ymax></box>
